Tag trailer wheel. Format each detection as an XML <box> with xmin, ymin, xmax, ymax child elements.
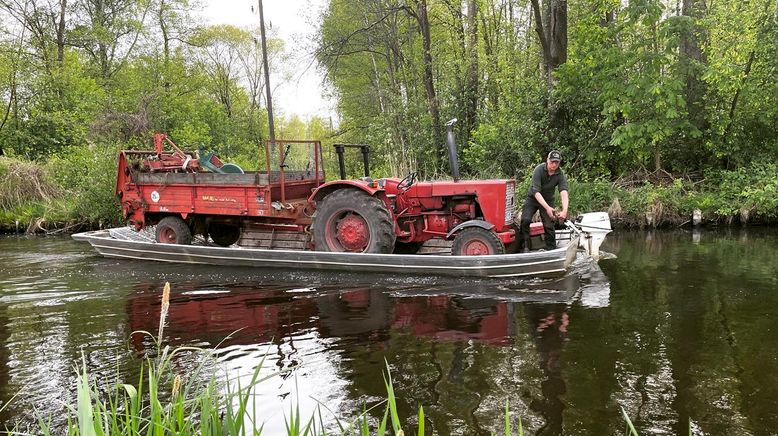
<box><xmin>451</xmin><ymin>227</ymin><xmax>505</xmax><ymax>256</ymax></box>
<box><xmin>155</xmin><ymin>216</ymin><xmax>192</xmax><ymax>245</ymax></box>
<box><xmin>209</xmin><ymin>224</ymin><xmax>241</xmax><ymax>247</ymax></box>
<box><xmin>313</xmin><ymin>189</ymin><xmax>395</xmax><ymax>253</ymax></box>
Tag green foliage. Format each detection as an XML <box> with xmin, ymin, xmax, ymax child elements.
<box><xmin>567</xmin><ymin>177</ymin><xmax>616</xmax><ymax>215</ymax></box>
<box><xmin>705</xmin><ymin>163</ymin><xmax>778</xmax><ymax>219</ymax></box>
<box><xmin>564</xmin><ymin>164</ymin><xmax>778</xmax><ymax>227</ymax></box>
<box><xmin>46</xmin><ymin>145</ymin><xmax>122</xmax><ymax>227</ymax></box>
<box><xmin>319</xmin><ymin>0</ymin><xmax>777</xmax><ymax>178</ymax></box>
<box><xmin>0</xmin><ymin>0</ymin><xmax>776</xmax><ymax>229</ymax></box>
<box><xmin>1</xmin><ymin>51</ymin><xmax>106</xmax><ymax>160</ymax></box>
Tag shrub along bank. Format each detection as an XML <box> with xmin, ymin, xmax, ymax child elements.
<box><xmin>0</xmin><ymin>146</ymin><xmax>121</xmax><ymax>233</ymax></box>
<box><xmin>1</xmin><ymin>154</ymin><xmax>776</xmax><ymax>233</ymax></box>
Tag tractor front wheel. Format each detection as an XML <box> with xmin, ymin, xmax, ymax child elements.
<box><xmin>313</xmin><ymin>189</ymin><xmax>395</xmax><ymax>253</ymax></box>
<box><xmin>155</xmin><ymin>216</ymin><xmax>192</xmax><ymax>245</ymax></box>
<box><xmin>209</xmin><ymin>223</ymin><xmax>241</xmax><ymax>247</ymax></box>
<box><xmin>451</xmin><ymin>227</ymin><xmax>505</xmax><ymax>256</ymax></box>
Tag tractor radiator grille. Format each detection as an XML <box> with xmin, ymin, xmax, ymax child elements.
<box><xmin>505</xmin><ymin>182</ymin><xmax>515</xmax><ymax>223</ymax></box>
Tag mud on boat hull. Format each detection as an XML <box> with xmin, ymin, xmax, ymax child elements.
<box><xmin>73</xmin><ymin>230</ymin><xmax>580</xmax><ymax>279</ymax></box>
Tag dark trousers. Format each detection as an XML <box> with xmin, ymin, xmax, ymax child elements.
<box><xmin>519</xmin><ymin>198</ymin><xmax>556</xmax><ymax>250</ymax></box>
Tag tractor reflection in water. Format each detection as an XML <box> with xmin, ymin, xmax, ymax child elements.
<box><xmin>125</xmin><ymin>279</ymin><xmax>578</xmax><ymax>435</ymax></box>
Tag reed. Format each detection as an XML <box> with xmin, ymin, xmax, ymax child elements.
<box><xmin>0</xmin><ymin>157</ymin><xmax>60</xmax><ymax>210</ymax></box>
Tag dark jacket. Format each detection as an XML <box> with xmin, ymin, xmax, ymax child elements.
<box><xmin>526</xmin><ymin>163</ymin><xmax>568</xmax><ymax>205</ymax></box>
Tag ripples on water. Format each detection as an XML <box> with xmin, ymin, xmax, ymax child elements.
<box><xmin>1</xmin><ymin>230</ymin><xmax>778</xmax><ymax>434</ymax></box>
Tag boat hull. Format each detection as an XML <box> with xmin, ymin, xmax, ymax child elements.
<box><xmin>73</xmin><ymin>230</ymin><xmax>580</xmax><ymax>278</ymax></box>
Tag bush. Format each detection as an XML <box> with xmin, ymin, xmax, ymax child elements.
<box><xmin>46</xmin><ymin>145</ymin><xmax>122</xmax><ymax>227</ymax></box>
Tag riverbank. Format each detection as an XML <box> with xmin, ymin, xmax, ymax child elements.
<box><xmin>2</xmin><ymin>154</ymin><xmax>776</xmax><ymax>234</ymax></box>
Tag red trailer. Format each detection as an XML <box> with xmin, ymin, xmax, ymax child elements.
<box><xmin>116</xmin><ymin>134</ymin><xmax>324</xmax><ymax>247</ymax></box>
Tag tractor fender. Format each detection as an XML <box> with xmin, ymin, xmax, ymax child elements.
<box><xmin>309</xmin><ymin>180</ymin><xmax>382</xmax><ymax>203</ymax></box>
<box><xmin>446</xmin><ymin>219</ymin><xmax>495</xmax><ymax>240</ymax></box>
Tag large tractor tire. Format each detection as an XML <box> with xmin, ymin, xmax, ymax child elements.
<box><xmin>155</xmin><ymin>216</ymin><xmax>192</xmax><ymax>245</ymax></box>
<box><xmin>313</xmin><ymin>189</ymin><xmax>396</xmax><ymax>253</ymax></box>
<box><xmin>451</xmin><ymin>227</ymin><xmax>505</xmax><ymax>256</ymax></box>
<box><xmin>208</xmin><ymin>223</ymin><xmax>241</xmax><ymax>247</ymax></box>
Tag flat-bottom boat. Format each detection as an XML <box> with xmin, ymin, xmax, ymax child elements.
<box><xmin>72</xmin><ymin>230</ymin><xmax>576</xmax><ymax>278</ymax></box>
<box><xmin>72</xmin><ymin>212</ymin><xmax>611</xmax><ymax>278</ymax></box>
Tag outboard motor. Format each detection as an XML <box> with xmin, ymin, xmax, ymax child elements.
<box><xmin>574</xmin><ymin>212</ymin><xmax>612</xmax><ymax>257</ymax></box>
<box><xmin>445</xmin><ymin>118</ymin><xmax>461</xmax><ymax>182</ymax></box>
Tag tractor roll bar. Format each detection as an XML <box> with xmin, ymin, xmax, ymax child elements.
<box><xmin>334</xmin><ymin>143</ymin><xmax>370</xmax><ymax>180</ymax></box>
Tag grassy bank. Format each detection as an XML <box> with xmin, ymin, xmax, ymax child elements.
<box><xmin>567</xmin><ymin>163</ymin><xmax>778</xmax><ymax>228</ymax></box>
<box><xmin>0</xmin><ymin>147</ymin><xmax>121</xmax><ymax>234</ymax></box>
<box><xmin>2</xmin><ymin>153</ymin><xmax>776</xmax><ymax>233</ymax></box>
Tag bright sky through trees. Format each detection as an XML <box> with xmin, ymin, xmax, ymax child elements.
<box><xmin>202</xmin><ymin>0</ymin><xmax>333</xmax><ymax>119</ymax></box>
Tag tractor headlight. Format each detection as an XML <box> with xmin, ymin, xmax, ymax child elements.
<box><xmin>505</xmin><ymin>182</ymin><xmax>514</xmax><ymax>223</ymax></box>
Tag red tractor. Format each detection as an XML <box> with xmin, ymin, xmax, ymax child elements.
<box><xmin>311</xmin><ymin>124</ymin><xmax>516</xmax><ymax>254</ymax></box>
<box><xmin>116</xmin><ymin>120</ymin><xmax>518</xmax><ymax>255</ymax></box>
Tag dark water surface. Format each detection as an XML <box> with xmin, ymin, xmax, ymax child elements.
<box><xmin>1</xmin><ymin>229</ymin><xmax>777</xmax><ymax>435</ymax></box>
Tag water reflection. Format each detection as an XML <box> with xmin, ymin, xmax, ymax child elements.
<box><xmin>0</xmin><ymin>235</ymin><xmax>613</xmax><ymax>434</ymax></box>
<box><xmin>114</xmin><ymin>261</ymin><xmax>598</xmax><ymax>435</ymax></box>
<box><xmin>0</xmin><ymin>303</ymin><xmax>10</xmax><ymax>426</ymax></box>
<box><xmin>126</xmin><ymin>269</ymin><xmax>588</xmax><ymax>354</ymax></box>
<box><xmin>525</xmin><ymin>303</ymin><xmax>569</xmax><ymax>436</ymax></box>
<box><xmin>9</xmin><ymin>231</ymin><xmax>778</xmax><ymax>434</ymax></box>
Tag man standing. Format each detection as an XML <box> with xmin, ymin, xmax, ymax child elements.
<box><xmin>518</xmin><ymin>150</ymin><xmax>569</xmax><ymax>252</ymax></box>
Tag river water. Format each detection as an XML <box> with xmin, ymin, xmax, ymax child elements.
<box><xmin>0</xmin><ymin>228</ymin><xmax>777</xmax><ymax>435</ymax></box>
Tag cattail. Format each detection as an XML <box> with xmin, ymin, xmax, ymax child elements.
<box><xmin>172</xmin><ymin>374</ymin><xmax>182</xmax><ymax>397</ymax></box>
<box><xmin>158</xmin><ymin>282</ymin><xmax>171</xmax><ymax>341</ymax></box>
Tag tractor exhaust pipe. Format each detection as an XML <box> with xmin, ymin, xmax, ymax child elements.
<box><xmin>445</xmin><ymin>118</ymin><xmax>461</xmax><ymax>182</ymax></box>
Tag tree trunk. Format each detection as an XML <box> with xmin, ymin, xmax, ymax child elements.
<box><xmin>56</xmin><ymin>0</ymin><xmax>67</xmax><ymax>64</ymax></box>
<box><xmin>416</xmin><ymin>0</ymin><xmax>443</xmax><ymax>164</ymax></box>
<box><xmin>159</xmin><ymin>0</ymin><xmax>169</xmax><ymax>65</ymax></box>
<box><xmin>463</xmin><ymin>0</ymin><xmax>478</xmax><ymax>148</ymax></box>
<box><xmin>724</xmin><ymin>0</ymin><xmax>771</xmax><ymax>141</ymax></box>
<box><xmin>529</xmin><ymin>0</ymin><xmax>567</xmax><ymax>87</ymax></box>
<box><xmin>680</xmin><ymin>0</ymin><xmax>708</xmax><ymax>138</ymax></box>
<box><xmin>547</xmin><ymin>0</ymin><xmax>567</xmax><ymax>85</ymax></box>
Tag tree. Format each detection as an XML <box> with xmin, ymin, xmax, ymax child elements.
<box><xmin>69</xmin><ymin>0</ymin><xmax>149</xmax><ymax>80</ymax></box>
<box><xmin>530</xmin><ymin>0</ymin><xmax>567</xmax><ymax>87</ymax></box>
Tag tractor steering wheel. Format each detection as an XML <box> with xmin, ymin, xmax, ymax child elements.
<box><xmin>397</xmin><ymin>172</ymin><xmax>416</xmax><ymax>192</ymax></box>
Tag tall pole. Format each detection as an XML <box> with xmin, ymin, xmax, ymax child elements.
<box><xmin>258</xmin><ymin>0</ymin><xmax>276</xmax><ymax>152</ymax></box>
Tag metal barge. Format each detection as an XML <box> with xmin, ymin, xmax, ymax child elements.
<box><xmin>72</xmin><ymin>229</ymin><xmax>580</xmax><ymax>278</ymax></box>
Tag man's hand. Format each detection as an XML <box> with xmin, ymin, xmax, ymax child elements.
<box><xmin>545</xmin><ymin>206</ymin><xmax>555</xmax><ymax>218</ymax></box>
<box><xmin>557</xmin><ymin>210</ymin><xmax>568</xmax><ymax>220</ymax></box>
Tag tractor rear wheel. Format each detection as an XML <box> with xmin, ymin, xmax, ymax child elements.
<box><xmin>313</xmin><ymin>189</ymin><xmax>395</xmax><ymax>253</ymax></box>
<box><xmin>451</xmin><ymin>227</ymin><xmax>505</xmax><ymax>256</ymax></box>
<box><xmin>209</xmin><ymin>223</ymin><xmax>241</xmax><ymax>247</ymax></box>
<box><xmin>155</xmin><ymin>216</ymin><xmax>192</xmax><ymax>245</ymax></box>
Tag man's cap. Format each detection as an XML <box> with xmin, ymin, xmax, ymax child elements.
<box><xmin>548</xmin><ymin>150</ymin><xmax>562</xmax><ymax>162</ymax></box>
